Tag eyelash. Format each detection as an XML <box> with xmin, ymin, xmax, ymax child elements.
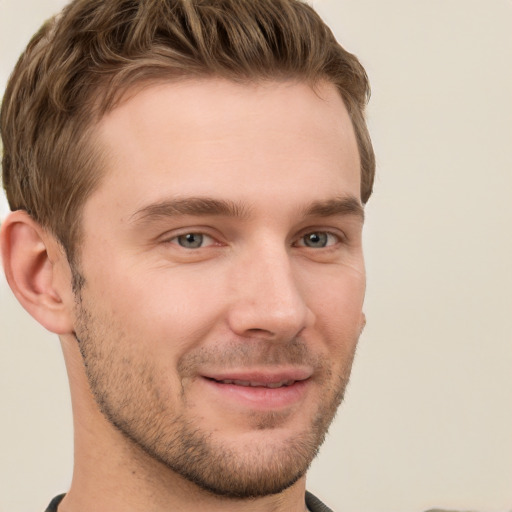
<box><xmin>166</xmin><ymin>232</ymin><xmax>218</xmax><ymax>249</ymax></box>
<box><xmin>294</xmin><ymin>231</ymin><xmax>342</xmax><ymax>249</ymax></box>
<box><xmin>164</xmin><ymin>230</ymin><xmax>344</xmax><ymax>250</ymax></box>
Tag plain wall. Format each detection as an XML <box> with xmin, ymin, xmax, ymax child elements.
<box><xmin>1</xmin><ymin>1</ymin><xmax>511</xmax><ymax>511</ymax></box>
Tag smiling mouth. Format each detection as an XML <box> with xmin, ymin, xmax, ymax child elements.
<box><xmin>208</xmin><ymin>378</ymin><xmax>296</xmax><ymax>389</ymax></box>
<box><xmin>201</xmin><ymin>372</ymin><xmax>311</xmax><ymax>409</ymax></box>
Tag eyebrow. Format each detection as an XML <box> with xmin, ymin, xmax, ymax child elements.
<box><xmin>130</xmin><ymin>197</ymin><xmax>251</xmax><ymax>224</ymax></box>
<box><xmin>302</xmin><ymin>196</ymin><xmax>365</xmax><ymax>221</ymax></box>
<box><xmin>130</xmin><ymin>194</ymin><xmax>364</xmax><ymax>226</ymax></box>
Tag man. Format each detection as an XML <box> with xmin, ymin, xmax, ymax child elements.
<box><xmin>0</xmin><ymin>0</ymin><xmax>374</xmax><ymax>510</ymax></box>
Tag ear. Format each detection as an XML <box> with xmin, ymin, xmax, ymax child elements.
<box><xmin>1</xmin><ymin>210</ymin><xmax>75</xmax><ymax>334</ymax></box>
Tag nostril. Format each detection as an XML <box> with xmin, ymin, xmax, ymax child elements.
<box><xmin>247</xmin><ymin>328</ymin><xmax>271</xmax><ymax>334</ymax></box>
<box><xmin>226</xmin><ymin>282</ymin><xmax>311</xmax><ymax>340</ymax></box>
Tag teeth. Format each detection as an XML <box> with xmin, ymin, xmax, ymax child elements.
<box><xmin>218</xmin><ymin>379</ymin><xmax>294</xmax><ymax>388</ymax></box>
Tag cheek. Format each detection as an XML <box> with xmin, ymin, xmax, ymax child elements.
<box><xmin>306</xmin><ymin>269</ymin><xmax>365</xmax><ymax>346</ymax></box>
<box><xmin>86</xmin><ymin>263</ymin><xmax>226</xmax><ymax>357</ymax></box>
<box><xmin>308</xmin><ymin>264</ymin><xmax>365</xmax><ymax>310</ymax></box>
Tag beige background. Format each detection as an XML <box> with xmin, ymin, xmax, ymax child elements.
<box><xmin>1</xmin><ymin>0</ymin><xmax>511</xmax><ymax>511</ymax></box>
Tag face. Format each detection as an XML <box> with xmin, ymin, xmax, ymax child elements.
<box><xmin>73</xmin><ymin>79</ymin><xmax>365</xmax><ymax>498</ymax></box>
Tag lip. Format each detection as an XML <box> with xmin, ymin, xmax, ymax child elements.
<box><xmin>204</xmin><ymin>367</ymin><xmax>312</xmax><ymax>384</ymax></box>
<box><xmin>200</xmin><ymin>367</ymin><xmax>313</xmax><ymax>410</ymax></box>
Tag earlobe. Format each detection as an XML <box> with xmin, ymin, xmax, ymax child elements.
<box><xmin>0</xmin><ymin>210</ymin><xmax>75</xmax><ymax>335</ymax></box>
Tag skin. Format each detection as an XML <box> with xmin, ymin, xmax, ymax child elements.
<box><xmin>1</xmin><ymin>78</ymin><xmax>366</xmax><ymax>512</ymax></box>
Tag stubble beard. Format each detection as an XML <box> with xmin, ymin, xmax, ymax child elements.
<box><xmin>73</xmin><ymin>282</ymin><xmax>357</xmax><ymax>499</ymax></box>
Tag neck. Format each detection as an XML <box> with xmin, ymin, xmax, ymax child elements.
<box><xmin>59</xmin><ymin>336</ymin><xmax>308</xmax><ymax>512</ymax></box>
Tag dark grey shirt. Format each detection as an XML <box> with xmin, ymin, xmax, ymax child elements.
<box><xmin>46</xmin><ymin>491</ymin><xmax>333</xmax><ymax>511</ymax></box>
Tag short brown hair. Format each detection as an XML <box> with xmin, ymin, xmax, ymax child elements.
<box><xmin>1</xmin><ymin>0</ymin><xmax>375</xmax><ymax>263</ymax></box>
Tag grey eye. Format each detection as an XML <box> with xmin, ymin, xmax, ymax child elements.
<box><xmin>177</xmin><ymin>233</ymin><xmax>204</xmax><ymax>248</ymax></box>
<box><xmin>302</xmin><ymin>232</ymin><xmax>329</xmax><ymax>248</ymax></box>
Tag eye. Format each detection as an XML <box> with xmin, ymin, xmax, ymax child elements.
<box><xmin>297</xmin><ymin>231</ymin><xmax>339</xmax><ymax>248</ymax></box>
<box><xmin>172</xmin><ymin>233</ymin><xmax>214</xmax><ymax>249</ymax></box>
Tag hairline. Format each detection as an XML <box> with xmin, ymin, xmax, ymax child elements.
<box><xmin>65</xmin><ymin>73</ymin><xmax>359</xmax><ymax>266</ymax></box>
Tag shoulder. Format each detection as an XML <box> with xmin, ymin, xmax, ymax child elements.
<box><xmin>305</xmin><ymin>491</ymin><xmax>334</xmax><ymax>512</ymax></box>
<box><xmin>44</xmin><ymin>494</ymin><xmax>66</xmax><ymax>512</ymax></box>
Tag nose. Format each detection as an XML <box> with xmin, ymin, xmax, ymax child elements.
<box><xmin>226</xmin><ymin>242</ymin><xmax>313</xmax><ymax>341</ymax></box>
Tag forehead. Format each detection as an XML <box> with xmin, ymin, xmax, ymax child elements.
<box><xmin>86</xmin><ymin>78</ymin><xmax>361</xmax><ymax>221</ymax></box>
